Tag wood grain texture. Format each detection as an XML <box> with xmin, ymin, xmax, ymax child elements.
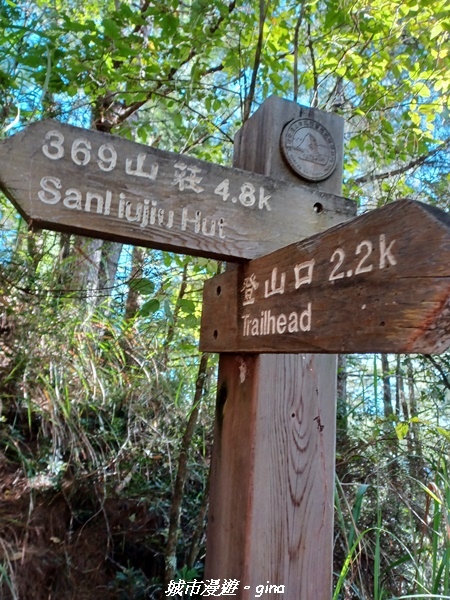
<box><xmin>0</xmin><ymin>120</ymin><xmax>354</xmax><ymax>260</ymax></box>
<box><xmin>200</xmin><ymin>199</ymin><xmax>450</xmax><ymax>354</ymax></box>
<box><xmin>247</xmin><ymin>354</ymin><xmax>337</xmax><ymax>597</ymax></box>
<box><xmin>204</xmin><ymin>98</ymin><xmax>346</xmax><ymax>599</ymax></box>
<box><xmin>234</xmin><ymin>95</ymin><xmax>344</xmax><ymax>195</ymax></box>
<box><xmin>206</xmin><ymin>353</ymin><xmax>337</xmax><ymax>598</ymax></box>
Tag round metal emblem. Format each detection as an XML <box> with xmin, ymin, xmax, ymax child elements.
<box><xmin>280</xmin><ymin>118</ymin><xmax>337</xmax><ymax>182</ymax></box>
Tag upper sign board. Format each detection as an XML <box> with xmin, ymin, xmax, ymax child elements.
<box><xmin>200</xmin><ymin>200</ymin><xmax>450</xmax><ymax>354</ymax></box>
<box><xmin>0</xmin><ymin>121</ymin><xmax>355</xmax><ymax>261</ymax></box>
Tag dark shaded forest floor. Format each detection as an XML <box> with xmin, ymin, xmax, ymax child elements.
<box><xmin>0</xmin><ymin>452</ymin><xmax>165</xmax><ymax>599</ymax></box>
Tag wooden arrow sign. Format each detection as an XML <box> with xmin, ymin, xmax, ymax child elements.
<box><xmin>200</xmin><ymin>199</ymin><xmax>450</xmax><ymax>354</ymax></box>
<box><xmin>0</xmin><ymin>121</ymin><xmax>355</xmax><ymax>261</ymax></box>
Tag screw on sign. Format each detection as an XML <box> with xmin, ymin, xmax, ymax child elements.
<box><xmin>200</xmin><ymin>199</ymin><xmax>450</xmax><ymax>355</ymax></box>
<box><xmin>0</xmin><ymin>120</ymin><xmax>355</xmax><ymax>261</ymax></box>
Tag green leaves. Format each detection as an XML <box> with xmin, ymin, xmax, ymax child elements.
<box><xmin>139</xmin><ymin>298</ymin><xmax>160</xmax><ymax>316</ymax></box>
<box><xmin>128</xmin><ymin>278</ymin><xmax>161</xmax><ymax>316</ymax></box>
<box><xmin>129</xmin><ymin>278</ymin><xmax>155</xmax><ymax>296</ymax></box>
<box><xmin>395</xmin><ymin>421</ymin><xmax>409</xmax><ymax>441</ymax></box>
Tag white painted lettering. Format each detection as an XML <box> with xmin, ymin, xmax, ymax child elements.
<box><xmin>98</xmin><ymin>143</ymin><xmax>117</xmax><ymax>172</ymax></box>
<box><xmin>294</xmin><ymin>259</ymin><xmax>315</xmax><ymax>288</ymax></box>
<box><xmin>38</xmin><ymin>176</ymin><xmax>61</xmax><ymax>204</ymax></box>
<box><xmin>288</xmin><ymin>312</ymin><xmax>298</xmax><ymax>333</ymax></box>
<box><xmin>239</xmin><ymin>182</ymin><xmax>256</xmax><ymax>207</ymax></box>
<box><xmin>300</xmin><ymin>302</ymin><xmax>312</xmax><ymax>331</ymax></box>
<box><xmin>42</xmin><ymin>130</ymin><xmax>64</xmax><ymax>160</ymax></box>
<box><xmin>241</xmin><ymin>274</ymin><xmax>259</xmax><ymax>306</ymax></box>
<box><xmin>242</xmin><ymin>307</ymin><xmax>312</xmax><ymax>336</ymax></box>
<box><xmin>125</xmin><ymin>201</ymin><xmax>142</xmax><ymax>223</ymax></box>
<box><xmin>218</xmin><ymin>218</ymin><xmax>226</xmax><ymax>239</ymax></box>
<box><xmin>141</xmin><ymin>199</ymin><xmax>150</xmax><ymax>227</ymax></box>
<box><xmin>214</xmin><ymin>179</ymin><xmax>230</xmax><ymax>202</ymax></box>
<box><xmin>125</xmin><ymin>153</ymin><xmax>158</xmax><ymax>180</ymax></box>
<box><xmin>258</xmin><ymin>187</ymin><xmax>271</xmax><ymax>211</ymax></box>
<box><xmin>63</xmin><ymin>188</ymin><xmax>82</xmax><ymax>210</ymax></box>
<box><xmin>266</xmin><ymin>311</ymin><xmax>277</xmax><ymax>335</ymax></box>
<box><xmin>71</xmin><ymin>138</ymin><xmax>91</xmax><ymax>166</ymax></box>
<box><xmin>158</xmin><ymin>208</ymin><xmax>174</xmax><ymax>229</ymax></box>
<box><xmin>264</xmin><ymin>267</ymin><xmax>286</xmax><ymax>298</ymax></box>
<box><xmin>379</xmin><ymin>234</ymin><xmax>397</xmax><ymax>268</ymax></box>
<box><xmin>85</xmin><ymin>191</ymin><xmax>104</xmax><ymax>214</ymax></box>
<box><xmin>145</xmin><ymin>201</ymin><xmax>174</xmax><ymax>229</ymax></box>
<box><xmin>61</xmin><ymin>186</ymin><xmax>111</xmax><ymax>214</ymax></box>
<box><xmin>118</xmin><ymin>193</ymin><xmax>126</xmax><ymax>219</ymax></box>
<box><xmin>277</xmin><ymin>313</ymin><xmax>287</xmax><ymax>334</ymax></box>
<box><xmin>150</xmin><ymin>200</ymin><xmax>157</xmax><ymax>225</ymax></box>
<box><xmin>242</xmin><ymin>314</ymin><xmax>251</xmax><ymax>336</ymax></box>
<box><xmin>173</xmin><ymin>163</ymin><xmax>204</xmax><ymax>193</ymax></box>
<box><xmin>104</xmin><ymin>191</ymin><xmax>112</xmax><ymax>216</ymax></box>
<box><xmin>202</xmin><ymin>217</ymin><xmax>218</xmax><ymax>237</ymax></box>
<box><xmin>355</xmin><ymin>240</ymin><xmax>373</xmax><ymax>274</ymax></box>
<box><xmin>251</xmin><ymin>318</ymin><xmax>259</xmax><ymax>336</ymax></box>
<box><xmin>181</xmin><ymin>208</ymin><xmax>201</xmax><ymax>233</ymax></box>
<box><xmin>329</xmin><ymin>248</ymin><xmax>345</xmax><ymax>281</ymax></box>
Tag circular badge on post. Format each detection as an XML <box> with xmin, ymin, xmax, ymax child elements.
<box><xmin>280</xmin><ymin>118</ymin><xmax>337</xmax><ymax>182</ymax></box>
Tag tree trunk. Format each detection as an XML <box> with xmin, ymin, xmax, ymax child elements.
<box><xmin>162</xmin><ymin>263</ymin><xmax>188</xmax><ymax>368</ymax></box>
<box><xmin>72</xmin><ymin>237</ymin><xmax>103</xmax><ymax>304</ymax></box>
<box><xmin>336</xmin><ymin>353</ymin><xmax>349</xmax><ymax>450</ymax></box>
<box><xmin>381</xmin><ymin>354</ymin><xmax>394</xmax><ymax>420</ymax></box>
<box><xmin>405</xmin><ymin>356</ymin><xmax>423</xmax><ymax>478</ymax></box>
<box><xmin>164</xmin><ymin>352</ymin><xmax>209</xmax><ymax>585</ymax></box>
<box><xmin>98</xmin><ymin>241</ymin><xmax>122</xmax><ymax>302</ymax></box>
<box><xmin>124</xmin><ymin>245</ymin><xmax>145</xmax><ymax>320</ymax></box>
<box><xmin>396</xmin><ymin>356</ymin><xmax>415</xmax><ymax>461</ymax></box>
<box><xmin>381</xmin><ymin>354</ymin><xmax>398</xmax><ymax>460</ymax></box>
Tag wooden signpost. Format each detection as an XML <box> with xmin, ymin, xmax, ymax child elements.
<box><xmin>203</xmin><ymin>97</ymin><xmax>352</xmax><ymax>600</ymax></box>
<box><xmin>200</xmin><ymin>198</ymin><xmax>450</xmax><ymax>355</ymax></box>
<box><xmin>0</xmin><ymin>120</ymin><xmax>354</xmax><ymax>261</ymax></box>
<box><xmin>2</xmin><ymin>96</ymin><xmax>450</xmax><ymax>599</ymax></box>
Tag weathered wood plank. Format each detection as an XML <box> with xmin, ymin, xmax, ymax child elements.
<box><xmin>206</xmin><ymin>352</ymin><xmax>337</xmax><ymax>598</ymax></box>
<box><xmin>0</xmin><ymin>120</ymin><xmax>354</xmax><ymax>260</ymax></box>
<box><xmin>200</xmin><ymin>199</ymin><xmax>450</xmax><ymax>354</ymax></box>
<box><xmin>234</xmin><ymin>95</ymin><xmax>344</xmax><ymax>195</ymax></box>
<box><xmin>204</xmin><ymin>98</ymin><xmax>345</xmax><ymax>600</ymax></box>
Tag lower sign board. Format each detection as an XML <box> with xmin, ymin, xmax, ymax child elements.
<box><xmin>200</xmin><ymin>199</ymin><xmax>450</xmax><ymax>354</ymax></box>
<box><xmin>0</xmin><ymin>120</ymin><xmax>355</xmax><ymax>261</ymax></box>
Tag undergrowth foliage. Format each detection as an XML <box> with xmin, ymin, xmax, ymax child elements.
<box><xmin>0</xmin><ymin>224</ymin><xmax>217</xmax><ymax>598</ymax></box>
<box><xmin>333</xmin><ymin>355</ymin><xmax>450</xmax><ymax>599</ymax></box>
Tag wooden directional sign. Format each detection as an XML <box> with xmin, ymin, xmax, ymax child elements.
<box><xmin>200</xmin><ymin>199</ymin><xmax>450</xmax><ymax>354</ymax></box>
<box><xmin>0</xmin><ymin>121</ymin><xmax>355</xmax><ymax>261</ymax></box>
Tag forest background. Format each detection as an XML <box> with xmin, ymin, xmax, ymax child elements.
<box><xmin>1</xmin><ymin>0</ymin><xmax>450</xmax><ymax>598</ymax></box>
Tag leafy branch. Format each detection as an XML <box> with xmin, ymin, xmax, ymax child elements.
<box><xmin>104</xmin><ymin>0</ymin><xmax>237</xmax><ymax>132</ymax></box>
<box><xmin>242</xmin><ymin>0</ymin><xmax>269</xmax><ymax>122</ymax></box>
<box><xmin>164</xmin><ymin>352</ymin><xmax>210</xmax><ymax>585</ymax></box>
<box><xmin>352</xmin><ymin>135</ymin><xmax>450</xmax><ymax>185</ymax></box>
<box><xmin>423</xmin><ymin>354</ymin><xmax>450</xmax><ymax>392</ymax></box>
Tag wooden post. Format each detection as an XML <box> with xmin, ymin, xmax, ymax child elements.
<box><xmin>205</xmin><ymin>97</ymin><xmax>350</xmax><ymax>598</ymax></box>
